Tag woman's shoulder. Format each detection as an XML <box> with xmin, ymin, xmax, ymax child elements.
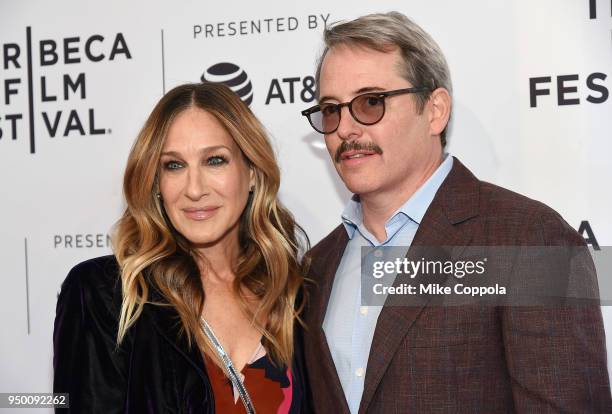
<box><xmin>64</xmin><ymin>254</ymin><xmax>120</xmax><ymax>286</ymax></box>
<box><xmin>59</xmin><ymin>255</ymin><xmax>122</xmax><ymax>316</ymax></box>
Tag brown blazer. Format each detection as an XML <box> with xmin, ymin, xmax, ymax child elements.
<box><xmin>302</xmin><ymin>158</ymin><xmax>611</xmax><ymax>413</ymax></box>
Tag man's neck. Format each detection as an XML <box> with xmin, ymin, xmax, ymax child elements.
<box><xmin>360</xmin><ymin>156</ymin><xmax>443</xmax><ymax>243</ymax></box>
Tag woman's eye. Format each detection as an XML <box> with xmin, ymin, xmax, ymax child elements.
<box><xmin>163</xmin><ymin>161</ymin><xmax>183</xmax><ymax>170</ymax></box>
<box><xmin>207</xmin><ymin>155</ymin><xmax>228</xmax><ymax>166</ymax></box>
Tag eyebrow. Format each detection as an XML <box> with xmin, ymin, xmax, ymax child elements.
<box><xmin>160</xmin><ymin>144</ymin><xmax>231</xmax><ymax>158</ymax></box>
<box><xmin>319</xmin><ymin>86</ymin><xmax>386</xmax><ymax>103</ymax></box>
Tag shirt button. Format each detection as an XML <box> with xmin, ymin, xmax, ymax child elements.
<box><xmin>374</xmin><ymin>249</ymin><xmax>383</xmax><ymax>258</ymax></box>
<box><xmin>355</xmin><ymin>368</ymin><xmax>365</xmax><ymax>377</ymax></box>
<box><xmin>359</xmin><ymin>306</ymin><xmax>368</xmax><ymax>316</ymax></box>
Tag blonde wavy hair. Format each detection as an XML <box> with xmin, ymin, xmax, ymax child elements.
<box><xmin>113</xmin><ymin>82</ymin><xmax>307</xmax><ymax>367</ymax></box>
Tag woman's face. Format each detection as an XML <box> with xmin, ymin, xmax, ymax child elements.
<box><xmin>159</xmin><ymin>107</ymin><xmax>253</xmax><ymax>249</ymax></box>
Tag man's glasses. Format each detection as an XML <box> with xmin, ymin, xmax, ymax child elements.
<box><xmin>301</xmin><ymin>87</ymin><xmax>429</xmax><ymax>134</ymax></box>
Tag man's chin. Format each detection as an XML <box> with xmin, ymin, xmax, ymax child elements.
<box><xmin>342</xmin><ymin>180</ymin><xmax>379</xmax><ymax>197</ymax></box>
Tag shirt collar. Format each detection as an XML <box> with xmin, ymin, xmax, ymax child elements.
<box><xmin>341</xmin><ymin>154</ymin><xmax>454</xmax><ymax>239</ymax></box>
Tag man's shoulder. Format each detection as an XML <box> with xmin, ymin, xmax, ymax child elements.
<box><xmin>302</xmin><ymin>225</ymin><xmax>348</xmax><ymax>280</ymax></box>
<box><xmin>449</xmin><ymin>157</ymin><xmax>555</xmax><ymax>217</ymax></box>
<box><xmin>475</xmin><ymin>180</ymin><xmax>582</xmax><ymax>245</ymax></box>
<box><xmin>307</xmin><ymin>225</ymin><xmax>347</xmax><ymax>258</ymax></box>
<box><xmin>479</xmin><ymin>180</ymin><xmax>549</xmax><ymax>215</ymax></box>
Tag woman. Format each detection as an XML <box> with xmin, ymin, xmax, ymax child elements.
<box><xmin>53</xmin><ymin>82</ymin><xmax>308</xmax><ymax>413</ymax></box>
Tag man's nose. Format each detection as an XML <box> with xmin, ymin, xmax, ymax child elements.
<box><xmin>335</xmin><ymin>105</ymin><xmax>362</xmax><ymax>141</ymax></box>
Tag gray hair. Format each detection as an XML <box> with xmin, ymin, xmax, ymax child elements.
<box><xmin>315</xmin><ymin>11</ymin><xmax>452</xmax><ymax>145</ymax></box>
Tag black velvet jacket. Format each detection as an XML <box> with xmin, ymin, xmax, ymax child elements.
<box><xmin>53</xmin><ymin>255</ymin><xmax>307</xmax><ymax>413</ymax></box>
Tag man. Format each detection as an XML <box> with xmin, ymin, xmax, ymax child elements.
<box><xmin>300</xmin><ymin>11</ymin><xmax>611</xmax><ymax>413</ymax></box>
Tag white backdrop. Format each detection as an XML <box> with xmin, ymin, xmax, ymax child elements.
<box><xmin>1</xmin><ymin>0</ymin><xmax>611</xmax><ymax>411</ymax></box>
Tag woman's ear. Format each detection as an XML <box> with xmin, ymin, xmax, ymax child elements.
<box><xmin>249</xmin><ymin>168</ymin><xmax>255</xmax><ymax>192</ymax></box>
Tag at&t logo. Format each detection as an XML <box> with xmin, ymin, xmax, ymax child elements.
<box><xmin>201</xmin><ymin>61</ymin><xmax>316</xmax><ymax>107</ymax></box>
<box><xmin>201</xmin><ymin>62</ymin><xmax>253</xmax><ymax>106</ymax></box>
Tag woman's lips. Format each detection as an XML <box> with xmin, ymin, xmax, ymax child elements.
<box><xmin>182</xmin><ymin>207</ymin><xmax>220</xmax><ymax>220</ymax></box>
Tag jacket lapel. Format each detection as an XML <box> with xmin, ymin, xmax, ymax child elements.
<box><xmin>359</xmin><ymin>158</ymin><xmax>480</xmax><ymax>413</ymax></box>
<box><xmin>145</xmin><ymin>290</ymin><xmax>209</xmax><ymax>382</ymax></box>
<box><xmin>308</xmin><ymin>226</ymin><xmax>349</xmax><ymax>327</ymax></box>
<box><xmin>305</xmin><ymin>226</ymin><xmax>352</xmax><ymax>412</ymax></box>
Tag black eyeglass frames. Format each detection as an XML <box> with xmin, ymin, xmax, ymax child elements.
<box><xmin>301</xmin><ymin>87</ymin><xmax>429</xmax><ymax>134</ymax></box>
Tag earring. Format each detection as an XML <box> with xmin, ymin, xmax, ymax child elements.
<box><xmin>156</xmin><ymin>193</ymin><xmax>162</xmax><ymax>199</ymax></box>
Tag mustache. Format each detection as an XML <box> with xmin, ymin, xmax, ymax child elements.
<box><xmin>335</xmin><ymin>140</ymin><xmax>383</xmax><ymax>163</ymax></box>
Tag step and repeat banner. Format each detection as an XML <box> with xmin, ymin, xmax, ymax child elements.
<box><xmin>1</xmin><ymin>0</ymin><xmax>611</xmax><ymax>409</ymax></box>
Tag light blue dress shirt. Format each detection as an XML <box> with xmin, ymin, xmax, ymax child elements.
<box><xmin>322</xmin><ymin>155</ymin><xmax>453</xmax><ymax>414</ymax></box>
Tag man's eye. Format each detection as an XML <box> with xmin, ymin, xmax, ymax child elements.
<box><xmin>163</xmin><ymin>161</ymin><xmax>183</xmax><ymax>170</ymax></box>
<box><xmin>321</xmin><ymin>104</ymin><xmax>339</xmax><ymax>117</ymax></box>
<box><xmin>365</xmin><ymin>96</ymin><xmax>383</xmax><ymax>106</ymax></box>
<box><xmin>207</xmin><ymin>155</ymin><xmax>228</xmax><ymax>166</ymax></box>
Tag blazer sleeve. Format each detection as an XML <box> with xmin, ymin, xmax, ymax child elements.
<box><xmin>53</xmin><ymin>258</ymin><xmax>130</xmax><ymax>413</ymax></box>
<box><xmin>501</xmin><ymin>208</ymin><xmax>612</xmax><ymax>412</ymax></box>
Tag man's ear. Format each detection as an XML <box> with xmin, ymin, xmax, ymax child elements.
<box><xmin>427</xmin><ymin>87</ymin><xmax>451</xmax><ymax>137</ymax></box>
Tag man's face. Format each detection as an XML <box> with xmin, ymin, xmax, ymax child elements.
<box><xmin>318</xmin><ymin>45</ymin><xmax>442</xmax><ymax>200</ymax></box>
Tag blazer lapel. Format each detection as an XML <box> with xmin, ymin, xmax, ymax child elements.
<box><xmin>309</xmin><ymin>226</ymin><xmax>349</xmax><ymax>327</ymax></box>
<box><xmin>305</xmin><ymin>226</ymin><xmax>351</xmax><ymax>413</ymax></box>
<box><xmin>359</xmin><ymin>158</ymin><xmax>480</xmax><ymax>413</ymax></box>
<box><xmin>145</xmin><ymin>291</ymin><xmax>209</xmax><ymax>382</ymax></box>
